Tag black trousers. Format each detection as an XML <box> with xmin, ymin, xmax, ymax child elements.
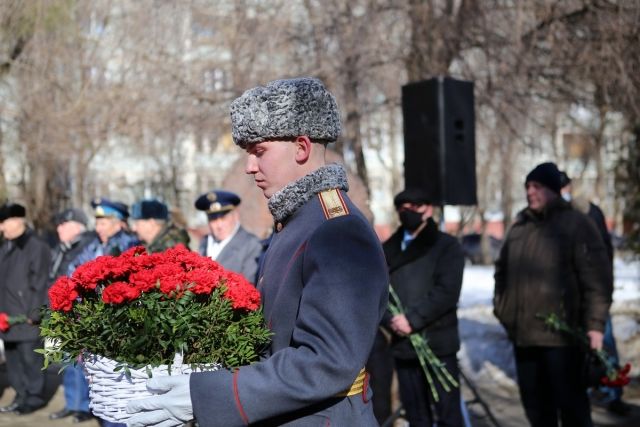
<box><xmin>514</xmin><ymin>346</ymin><xmax>592</xmax><ymax>427</ymax></box>
<box><xmin>395</xmin><ymin>354</ymin><xmax>463</xmax><ymax>427</ymax></box>
<box><xmin>4</xmin><ymin>339</ymin><xmax>46</xmax><ymax>407</ymax></box>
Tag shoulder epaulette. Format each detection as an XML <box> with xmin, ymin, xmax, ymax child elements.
<box><xmin>318</xmin><ymin>189</ymin><xmax>349</xmax><ymax>220</ymax></box>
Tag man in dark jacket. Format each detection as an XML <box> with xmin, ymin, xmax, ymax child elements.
<box><xmin>0</xmin><ymin>203</ymin><xmax>51</xmax><ymax>415</ymax></box>
<box><xmin>494</xmin><ymin>162</ymin><xmax>612</xmax><ymax>427</ymax></box>
<box><xmin>381</xmin><ymin>188</ymin><xmax>465</xmax><ymax>427</ymax></box>
<box><xmin>47</xmin><ymin>208</ymin><xmax>97</xmax><ymax>423</ymax></box>
<box><xmin>126</xmin><ymin>77</ymin><xmax>388</xmax><ymax>427</ymax></box>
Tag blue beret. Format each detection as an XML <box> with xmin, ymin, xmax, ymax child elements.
<box><xmin>91</xmin><ymin>198</ymin><xmax>128</xmax><ymax>220</ymax></box>
<box><xmin>194</xmin><ymin>190</ymin><xmax>240</xmax><ymax>220</ymax></box>
<box><xmin>131</xmin><ymin>199</ymin><xmax>169</xmax><ymax>220</ymax></box>
<box><xmin>230</xmin><ymin>77</ymin><xmax>341</xmax><ymax>148</ymax></box>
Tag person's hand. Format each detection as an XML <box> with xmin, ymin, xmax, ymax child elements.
<box><xmin>126</xmin><ymin>374</ymin><xmax>193</xmax><ymax>427</ymax></box>
<box><xmin>587</xmin><ymin>330</ymin><xmax>604</xmax><ymax>351</ymax></box>
<box><xmin>390</xmin><ymin>314</ymin><xmax>413</xmax><ymax>336</ymax></box>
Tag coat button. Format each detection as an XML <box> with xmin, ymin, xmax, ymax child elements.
<box><xmin>276</xmin><ymin>223</ymin><xmax>283</xmax><ymax>232</ymax></box>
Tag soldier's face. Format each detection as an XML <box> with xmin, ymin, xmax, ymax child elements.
<box><xmin>245</xmin><ymin>140</ymin><xmax>300</xmax><ymax>198</ymax></box>
<box><xmin>95</xmin><ymin>217</ymin><xmax>122</xmax><ymax>243</ymax></box>
<box><xmin>526</xmin><ymin>181</ymin><xmax>557</xmax><ymax>212</ymax></box>
<box><xmin>132</xmin><ymin>219</ymin><xmax>160</xmax><ymax>244</ymax></box>
<box><xmin>208</xmin><ymin>210</ymin><xmax>239</xmax><ymax>241</ymax></box>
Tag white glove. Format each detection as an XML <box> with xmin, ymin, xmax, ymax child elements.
<box><xmin>126</xmin><ymin>374</ymin><xmax>193</xmax><ymax>427</ymax></box>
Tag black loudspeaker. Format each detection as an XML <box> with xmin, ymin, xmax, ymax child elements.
<box><xmin>401</xmin><ymin>77</ymin><xmax>477</xmax><ymax>205</ymax></box>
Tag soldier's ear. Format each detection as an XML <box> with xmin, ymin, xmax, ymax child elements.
<box><xmin>294</xmin><ymin>136</ymin><xmax>312</xmax><ymax>164</ymax></box>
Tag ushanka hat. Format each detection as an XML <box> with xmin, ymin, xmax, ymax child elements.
<box><xmin>0</xmin><ymin>203</ymin><xmax>26</xmax><ymax>222</ymax></box>
<box><xmin>230</xmin><ymin>77</ymin><xmax>341</xmax><ymax>148</ymax></box>
<box><xmin>131</xmin><ymin>199</ymin><xmax>169</xmax><ymax>221</ymax></box>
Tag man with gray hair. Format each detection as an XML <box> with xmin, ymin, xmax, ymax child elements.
<box><xmin>127</xmin><ymin>77</ymin><xmax>389</xmax><ymax>426</ymax></box>
<box><xmin>48</xmin><ymin>208</ymin><xmax>97</xmax><ymax>423</ymax></box>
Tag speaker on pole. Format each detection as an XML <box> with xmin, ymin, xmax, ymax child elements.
<box><xmin>401</xmin><ymin>76</ymin><xmax>477</xmax><ymax>206</ymax></box>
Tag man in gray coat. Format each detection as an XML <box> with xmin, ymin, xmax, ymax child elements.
<box><xmin>0</xmin><ymin>203</ymin><xmax>51</xmax><ymax>415</ymax></box>
<box><xmin>126</xmin><ymin>77</ymin><xmax>388</xmax><ymax>427</ymax></box>
<box><xmin>195</xmin><ymin>190</ymin><xmax>262</xmax><ymax>283</ymax></box>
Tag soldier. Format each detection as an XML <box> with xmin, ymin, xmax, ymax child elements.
<box><xmin>0</xmin><ymin>203</ymin><xmax>51</xmax><ymax>415</ymax></box>
<box><xmin>130</xmin><ymin>199</ymin><xmax>190</xmax><ymax>253</ymax></box>
<box><xmin>126</xmin><ymin>77</ymin><xmax>389</xmax><ymax>426</ymax></box>
<box><xmin>195</xmin><ymin>190</ymin><xmax>262</xmax><ymax>283</ymax></box>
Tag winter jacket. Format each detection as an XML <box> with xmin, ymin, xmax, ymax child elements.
<box><xmin>49</xmin><ymin>230</ymin><xmax>98</xmax><ymax>282</ymax></box>
<box><xmin>382</xmin><ymin>218</ymin><xmax>465</xmax><ymax>358</ymax></box>
<box><xmin>67</xmin><ymin>230</ymin><xmax>140</xmax><ymax>274</ymax></box>
<box><xmin>0</xmin><ymin>229</ymin><xmax>51</xmax><ymax>342</ymax></box>
<box><xmin>493</xmin><ymin>198</ymin><xmax>612</xmax><ymax>347</ymax></box>
<box><xmin>147</xmin><ymin>222</ymin><xmax>190</xmax><ymax>253</ymax></box>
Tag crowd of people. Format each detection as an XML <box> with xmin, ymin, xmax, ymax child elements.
<box><xmin>0</xmin><ymin>76</ymin><xmax>630</xmax><ymax>427</ymax></box>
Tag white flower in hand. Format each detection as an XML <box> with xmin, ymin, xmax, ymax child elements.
<box><xmin>126</xmin><ymin>374</ymin><xmax>193</xmax><ymax>427</ymax></box>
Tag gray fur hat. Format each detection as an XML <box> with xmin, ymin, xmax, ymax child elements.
<box><xmin>230</xmin><ymin>77</ymin><xmax>341</xmax><ymax>148</ymax></box>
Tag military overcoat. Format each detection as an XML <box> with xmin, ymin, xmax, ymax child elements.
<box><xmin>190</xmin><ymin>171</ymin><xmax>388</xmax><ymax>426</ymax></box>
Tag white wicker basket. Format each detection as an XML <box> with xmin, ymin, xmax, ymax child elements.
<box><xmin>82</xmin><ymin>353</ymin><xmax>219</xmax><ymax>423</ymax></box>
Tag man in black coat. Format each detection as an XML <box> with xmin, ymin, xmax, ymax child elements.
<box><xmin>381</xmin><ymin>188</ymin><xmax>465</xmax><ymax>427</ymax></box>
<box><xmin>0</xmin><ymin>203</ymin><xmax>51</xmax><ymax>415</ymax></box>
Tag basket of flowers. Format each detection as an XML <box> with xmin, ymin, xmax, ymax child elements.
<box><xmin>38</xmin><ymin>245</ymin><xmax>271</xmax><ymax>423</ymax></box>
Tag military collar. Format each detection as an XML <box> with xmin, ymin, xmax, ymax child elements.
<box><xmin>268</xmin><ymin>163</ymin><xmax>349</xmax><ymax>225</ymax></box>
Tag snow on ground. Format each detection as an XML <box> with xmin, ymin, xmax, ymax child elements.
<box><xmin>457</xmin><ymin>258</ymin><xmax>640</xmax><ymax>385</ymax></box>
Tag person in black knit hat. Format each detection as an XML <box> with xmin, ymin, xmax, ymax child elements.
<box><xmin>494</xmin><ymin>162</ymin><xmax>613</xmax><ymax>427</ymax></box>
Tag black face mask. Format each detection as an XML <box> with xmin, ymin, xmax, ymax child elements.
<box><xmin>399</xmin><ymin>210</ymin><xmax>424</xmax><ymax>231</ymax></box>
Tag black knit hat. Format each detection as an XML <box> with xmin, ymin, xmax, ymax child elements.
<box><xmin>525</xmin><ymin>162</ymin><xmax>562</xmax><ymax>194</ymax></box>
<box><xmin>0</xmin><ymin>203</ymin><xmax>26</xmax><ymax>222</ymax></box>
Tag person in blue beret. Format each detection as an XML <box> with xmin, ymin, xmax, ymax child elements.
<box><xmin>194</xmin><ymin>190</ymin><xmax>262</xmax><ymax>283</ymax></box>
<box><xmin>130</xmin><ymin>199</ymin><xmax>190</xmax><ymax>253</ymax></box>
<box><xmin>127</xmin><ymin>77</ymin><xmax>388</xmax><ymax>427</ymax></box>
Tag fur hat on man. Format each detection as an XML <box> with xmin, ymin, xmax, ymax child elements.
<box><xmin>525</xmin><ymin>162</ymin><xmax>562</xmax><ymax>194</ymax></box>
<box><xmin>230</xmin><ymin>77</ymin><xmax>341</xmax><ymax>148</ymax></box>
<box><xmin>131</xmin><ymin>200</ymin><xmax>169</xmax><ymax>221</ymax></box>
<box><xmin>0</xmin><ymin>203</ymin><xmax>26</xmax><ymax>222</ymax></box>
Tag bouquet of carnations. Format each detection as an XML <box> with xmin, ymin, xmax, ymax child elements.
<box><xmin>38</xmin><ymin>245</ymin><xmax>271</xmax><ymax>422</ymax></box>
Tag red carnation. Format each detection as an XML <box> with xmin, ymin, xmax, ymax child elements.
<box><xmin>185</xmin><ymin>268</ymin><xmax>222</xmax><ymax>295</ymax></box>
<box><xmin>102</xmin><ymin>282</ymin><xmax>141</xmax><ymax>305</ymax></box>
<box><xmin>49</xmin><ymin>276</ymin><xmax>80</xmax><ymax>312</ymax></box>
<box><xmin>0</xmin><ymin>313</ymin><xmax>9</xmax><ymax>332</ymax></box>
<box><xmin>222</xmin><ymin>271</ymin><xmax>261</xmax><ymax>311</ymax></box>
<box><xmin>159</xmin><ymin>272</ymin><xmax>188</xmax><ymax>297</ymax></box>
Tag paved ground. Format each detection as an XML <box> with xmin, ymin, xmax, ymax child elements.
<box><xmin>1</xmin><ymin>363</ymin><xmax>639</xmax><ymax>426</ymax></box>
<box><xmin>0</xmin><ymin>364</ymin><xmax>100</xmax><ymax>426</ymax></box>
